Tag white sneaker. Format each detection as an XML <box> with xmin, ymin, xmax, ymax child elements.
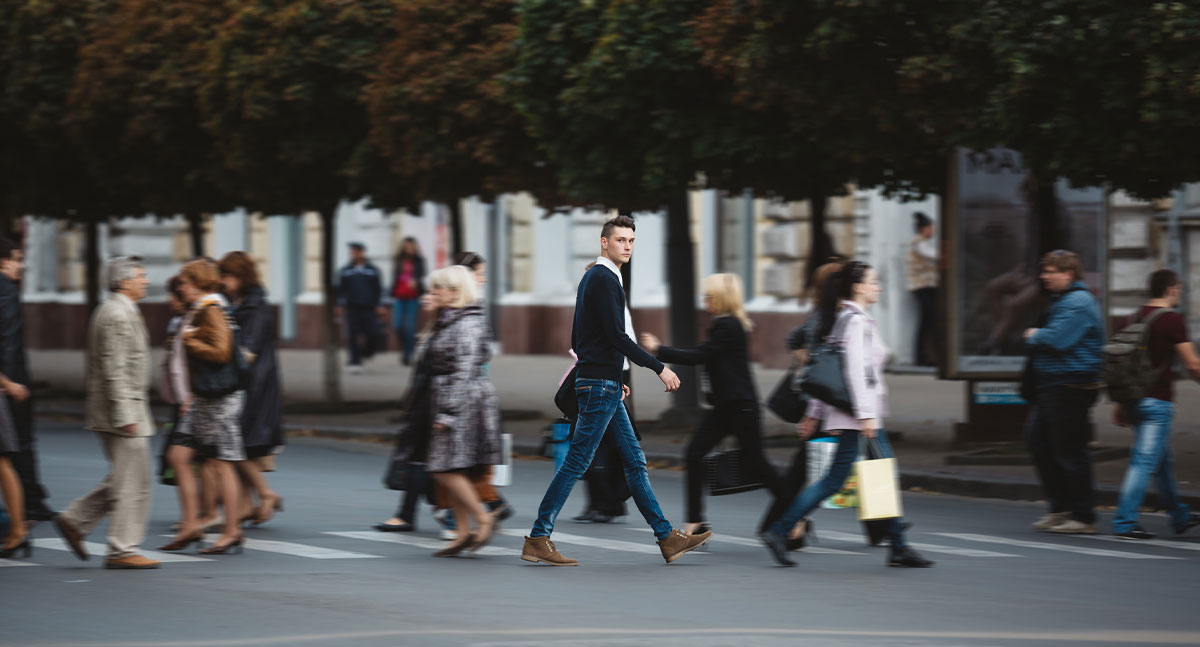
<box><xmin>440</xmin><ymin>529</ymin><xmax>458</xmax><ymax>541</ymax></box>
<box><xmin>1032</xmin><ymin>512</ymin><xmax>1071</xmax><ymax>531</ymax></box>
<box><xmin>1049</xmin><ymin>519</ymin><xmax>1098</xmax><ymax>534</ymax></box>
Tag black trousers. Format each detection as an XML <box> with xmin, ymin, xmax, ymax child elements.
<box><xmin>345</xmin><ymin>307</ymin><xmax>379</xmax><ymax>366</ymax></box>
<box><xmin>685</xmin><ymin>402</ymin><xmax>782</xmax><ymax>523</ymax></box>
<box><xmin>9</xmin><ymin>395</ymin><xmax>48</xmax><ymax>508</ymax></box>
<box><xmin>759</xmin><ymin>442</ymin><xmax>808</xmax><ymax>533</ymax></box>
<box><xmin>1025</xmin><ymin>386</ymin><xmax>1099</xmax><ymax>524</ymax></box>
<box><xmin>912</xmin><ymin>287</ymin><xmax>938</xmax><ymax>365</ymax></box>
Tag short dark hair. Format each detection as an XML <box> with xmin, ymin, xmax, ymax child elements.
<box><xmin>601</xmin><ymin>215</ymin><xmax>636</xmax><ymax>239</ymax></box>
<box><xmin>1149</xmin><ymin>269</ymin><xmax>1179</xmax><ymax>299</ymax></box>
<box><xmin>1040</xmin><ymin>249</ymin><xmax>1083</xmax><ymax>281</ymax></box>
<box><xmin>0</xmin><ymin>237</ymin><xmax>18</xmax><ymax>261</ymax></box>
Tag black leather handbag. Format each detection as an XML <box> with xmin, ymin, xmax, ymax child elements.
<box><xmin>767</xmin><ymin>366</ymin><xmax>808</xmax><ymax>423</ymax></box>
<box><xmin>554</xmin><ymin>365</ymin><xmax>579</xmax><ymax>420</ymax></box>
<box><xmin>704</xmin><ymin>449</ymin><xmax>765</xmax><ymax>496</ymax></box>
<box><xmin>798</xmin><ymin>314</ymin><xmax>856</xmax><ymax>413</ymax></box>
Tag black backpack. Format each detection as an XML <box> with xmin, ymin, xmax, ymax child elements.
<box><xmin>1103</xmin><ymin>307</ymin><xmax>1173</xmax><ymax>404</ymax></box>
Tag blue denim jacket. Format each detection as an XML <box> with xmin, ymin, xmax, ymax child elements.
<box><xmin>1025</xmin><ymin>281</ymin><xmax>1104</xmax><ymax>388</ymax></box>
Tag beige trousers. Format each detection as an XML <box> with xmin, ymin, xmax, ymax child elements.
<box><xmin>61</xmin><ymin>432</ymin><xmax>152</xmax><ymax>559</ymax></box>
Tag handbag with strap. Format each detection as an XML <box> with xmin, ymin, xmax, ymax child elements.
<box><xmin>703</xmin><ymin>448</ymin><xmax>765</xmax><ymax>496</ymax></box>
<box><xmin>767</xmin><ymin>365</ymin><xmax>808</xmax><ymax>423</ymax></box>
<box><xmin>798</xmin><ymin>312</ymin><xmax>857</xmax><ymax>413</ymax></box>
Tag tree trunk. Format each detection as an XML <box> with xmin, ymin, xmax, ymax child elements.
<box><xmin>804</xmin><ymin>193</ymin><xmax>835</xmax><ymax>290</ymax></box>
<box><xmin>1031</xmin><ymin>172</ymin><xmax>1061</xmax><ymax>254</ymax></box>
<box><xmin>662</xmin><ymin>189</ymin><xmax>700</xmax><ymax>425</ymax></box>
<box><xmin>186</xmin><ymin>212</ymin><xmax>205</xmax><ymax>258</ymax></box>
<box><xmin>84</xmin><ymin>219</ymin><xmax>101</xmax><ymax>316</ymax></box>
<box><xmin>449</xmin><ymin>200</ymin><xmax>464</xmax><ymax>257</ymax></box>
<box><xmin>320</xmin><ymin>207</ymin><xmax>342</xmax><ymax>404</ymax></box>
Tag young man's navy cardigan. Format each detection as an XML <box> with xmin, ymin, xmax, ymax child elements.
<box><xmin>571</xmin><ymin>264</ymin><xmax>664</xmax><ymax>383</ymax></box>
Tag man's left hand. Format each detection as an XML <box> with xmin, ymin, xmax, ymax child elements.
<box><xmin>1023</xmin><ymin>328</ymin><xmax>1039</xmax><ymax>341</ymax></box>
<box><xmin>121</xmin><ymin>423</ymin><xmax>137</xmax><ymax>436</ymax></box>
<box><xmin>621</xmin><ymin>384</ymin><xmax>630</xmax><ymax>401</ymax></box>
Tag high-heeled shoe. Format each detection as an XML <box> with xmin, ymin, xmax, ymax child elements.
<box><xmin>157</xmin><ymin>531</ymin><xmax>206</xmax><ymax>552</ymax></box>
<box><xmin>253</xmin><ymin>495</ymin><xmax>284</xmax><ymax>527</ymax></box>
<box><xmin>198</xmin><ymin>534</ymin><xmax>245</xmax><ymax>555</ymax></box>
<box><xmin>787</xmin><ymin>518</ymin><xmax>816</xmax><ymax>552</ymax></box>
<box><xmin>470</xmin><ymin>519</ymin><xmax>497</xmax><ymax>553</ymax></box>
<box><xmin>0</xmin><ymin>536</ymin><xmax>31</xmax><ymax>559</ymax></box>
<box><xmin>433</xmin><ymin>533</ymin><xmax>476</xmax><ymax>558</ymax></box>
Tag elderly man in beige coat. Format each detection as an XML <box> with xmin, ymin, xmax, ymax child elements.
<box><xmin>54</xmin><ymin>257</ymin><xmax>159</xmax><ymax>569</ymax></box>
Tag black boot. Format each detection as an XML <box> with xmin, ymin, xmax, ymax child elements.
<box><xmin>759</xmin><ymin>530</ymin><xmax>796</xmax><ymax>567</ymax></box>
<box><xmin>888</xmin><ymin>546</ymin><xmax>934</xmax><ymax>568</ymax></box>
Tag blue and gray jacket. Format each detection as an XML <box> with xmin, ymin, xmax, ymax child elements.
<box><xmin>1025</xmin><ymin>281</ymin><xmax>1104</xmax><ymax>389</ymax></box>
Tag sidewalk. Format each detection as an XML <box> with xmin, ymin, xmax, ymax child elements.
<box><xmin>29</xmin><ymin>348</ymin><xmax>1200</xmax><ymax>507</ymax></box>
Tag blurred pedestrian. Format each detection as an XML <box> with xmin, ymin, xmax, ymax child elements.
<box><xmin>375</xmin><ymin>290</ymin><xmax>439</xmax><ymax>533</ymax></box>
<box><xmin>1110</xmin><ymin>269</ymin><xmax>1200</xmax><ymax>539</ymax></box>
<box><xmin>53</xmin><ymin>257</ymin><xmax>159</xmax><ymax>569</ymax></box>
<box><xmin>391</xmin><ymin>238</ymin><xmax>426</xmax><ymax>366</ymax></box>
<box><xmin>641</xmin><ymin>273</ymin><xmax>781</xmax><ymax>537</ymax></box>
<box><xmin>220</xmin><ymin>252</ymin><xmax>284</xmax><ymax>527</ymax></box>
<box><xmin>159</xmin><ymin>259</ymin><xmax>247</xmax><ymax>555</ymax></box>
<box><xmin>423</xmin><ymin>265</ymin><xmax>501</xmax><ymax>557</ymax></box>
<box><xmin>907</xmin><ymin>212</ymin><xmax>939</xmax><ymax>366</ymax></box>
<box><xmin>760</xmin><ymin>261</ymin><xmax>933</xmax><ymax>568</ymax></box>
<box><xmin>0</xmin><ymin>237</ymin><xmax>54</xmax><ymax>521</ymax></box>
<box><xmin>0</xmin><ymin>377</ymin><xmax>29</xmax><ymax>558</ymax></box>
<box><xmin>522</xmin><ymin>215</ymin><xmax>707</xmax><ymax>566</ymax></box>
<box><xmin>1023</xmin><ymin>250</ymin><xmax>1104</xmax><ymax>535</ymax></box>
<box><xmin>337</xmin><ymin>242</ymin><xmax>385</xmax><ymax>374</ymax></box>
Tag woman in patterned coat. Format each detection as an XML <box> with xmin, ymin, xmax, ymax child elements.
<box><xmin>423</xmin><ymin>265</ymin><xmax>501</xmax><ymax>557</ymax></box>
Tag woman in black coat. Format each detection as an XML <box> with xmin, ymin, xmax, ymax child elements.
<box><xmin>641</xmin><ymin>273</ymin><xmax>782</xmax><ymax>536</ymax></box>
<box><xmin>219</xmin><ymin>252</ymin><xmax>284</xmax><ymax>526</ymax></box>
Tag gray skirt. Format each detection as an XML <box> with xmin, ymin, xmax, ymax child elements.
<box><xmin>175</xmin><ymin>391</ymin><xmax>246</xmax><ymax>462</ymax></box>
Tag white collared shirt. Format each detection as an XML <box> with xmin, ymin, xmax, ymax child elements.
<box><xmin>595</xmin><ymin>256</ymin><xmax>636</xmax><ymax>371</ymax></box>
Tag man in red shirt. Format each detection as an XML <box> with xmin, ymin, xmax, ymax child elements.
<box><xmin>1112</xmin><ymin>269</ymin><xmax>1200</xmax><ymax>539</ymax></box>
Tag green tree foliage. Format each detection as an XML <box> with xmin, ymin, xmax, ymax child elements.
<box><xmin>66</xmin><ymin>0</ymin><xmax>239</xmax><ymax>256</ymax></box>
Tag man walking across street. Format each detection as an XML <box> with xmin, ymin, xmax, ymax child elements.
<box><xmin>0</xmin><ymin>237</ymin><xmax>54</xmax><ymax>521</ymax></box>
<box><xmin>522</xmin><ymin>215</ymin><xmax>711</xmax><ymax>566</ymax></box>
<box><xmin>1110</xmin><ymin>269</ymin><xmax>1200</xmax><ymax>539</ymax></box>
<box><xmin>337</xmin><ymin>242</ymin><xmax>385</xmax><ymax>374</ymax></box>
<box><xmin>1023</xmin><ymin>250</ymin><xmax>1105</xmax><ymax>534</ymax></box>
<box><xmin>54</xmin><ymin>257</ymin><xmax>160</xmax><ymax>569</ymax></box>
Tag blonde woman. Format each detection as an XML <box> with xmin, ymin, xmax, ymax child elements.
<box><xmin>641</xmin><ymin>273</ymin><xmax>781</xmax><ymax>536</ymax></box>
<box><xmin>423</xmin><ymin>265</ymin><xmax>501</xmax><ymax>556</ymax></box>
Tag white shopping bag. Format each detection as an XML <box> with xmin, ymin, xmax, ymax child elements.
<box><xmin>854</xmin><ymin>454</ymin><xmax>902</xmax><ymax>520</ymax></box>
<box><xmin>491</xmin><ymin>433</ymin><xmax>513</xmax><ymax>487</ymax></box>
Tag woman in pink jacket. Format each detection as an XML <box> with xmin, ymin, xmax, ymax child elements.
<box><xmin>760</xmin><ymin>261</ymin><xmax>933</xmax><ymax>569</ymax></box>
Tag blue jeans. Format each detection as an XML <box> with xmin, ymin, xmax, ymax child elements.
<box><xmin>531</xmin><ymin>378</ymin><xmax>672</xmax><ymax>540</ymax></box>
<box><xmin>768</xmin><ymin>429</ymin><xmax>908</xmax><ymax>548</ymax></box>
<box><xmin>392</xmin><ymin>299</ymin><xmax>420</xmax><ymax>362</ymax></box>
<box><xmin>1113</xmin><ymin>398</ymin><xmax>1191</xmax><ymax>533</ymax></box>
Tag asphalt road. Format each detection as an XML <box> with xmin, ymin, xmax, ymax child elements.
<box><xmin>3</xmin><ymin>421</ymin><xmax>1200</xmax><ymax>647</ymax></box>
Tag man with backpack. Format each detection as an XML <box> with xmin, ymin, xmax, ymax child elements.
<box><xmin>1108</xmin><ymin>269</ymin><xmax>1200</xmax><ymax>539</ymax></box>
<box><xmin>1023</xmin><ymin>250</ymin><xmax>1105</xmax><ymax>534</ymax></box>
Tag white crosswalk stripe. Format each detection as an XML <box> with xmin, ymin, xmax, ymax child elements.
<box><xmin>628</xmin><ymin>527</ymin><xmax>865</xmax><ymax>555</ymax></box>
<box><xmin>325</xmin><ymin>531</ymin><xmax>520</xmax><ymax>556</ymax></box>
<box><xmin>499</xmin><ymin>529</ymin><xmax>664</xmax><ymax>554</ymax></box>
<box><xmin>936</xmin><ymin>533</ymin><xmax>1183</xmax><ymax>560</ymax></box>
<box><xmin>1077</xmin><ymin>534</ymin><xmax>1200</xmax><ymax>552</ymax></box>
<box><xmin>817</xmin><ymin>529</ymin><xmax>1021</xmax><ymax>557</ymax></box>
<box><xmin>36</xmin><ymin>537</ymin><xmax>212</xmax><ymax>562</ymax></box>
<box><xmin>0</xmin><ymin>558</ymin><xmax>38</xmax><ymax>567</ymax></box>
<box><xmin>240</xmin><ymin>537</ymin><xmax>382</xmax><ymax>559</ymax></box>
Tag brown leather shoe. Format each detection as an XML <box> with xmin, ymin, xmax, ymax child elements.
<box><xmin>104</xmin><ymin>554</ymin><xmax>161</xmax><ymax>570</ymax></box>
<box><xmin>53</xmin><ymin>515</ymin><xmax>89</xmax><ymax>561</ymax></box>
<box><xmin>658</xmin><ymin>528</ymin><xmax>712</xmax><ymax>563</ymax></box>
<box><xmin>520</xmin><ymin>536</ymin><xmax>578</xmax><ymax>566</ymax></box>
